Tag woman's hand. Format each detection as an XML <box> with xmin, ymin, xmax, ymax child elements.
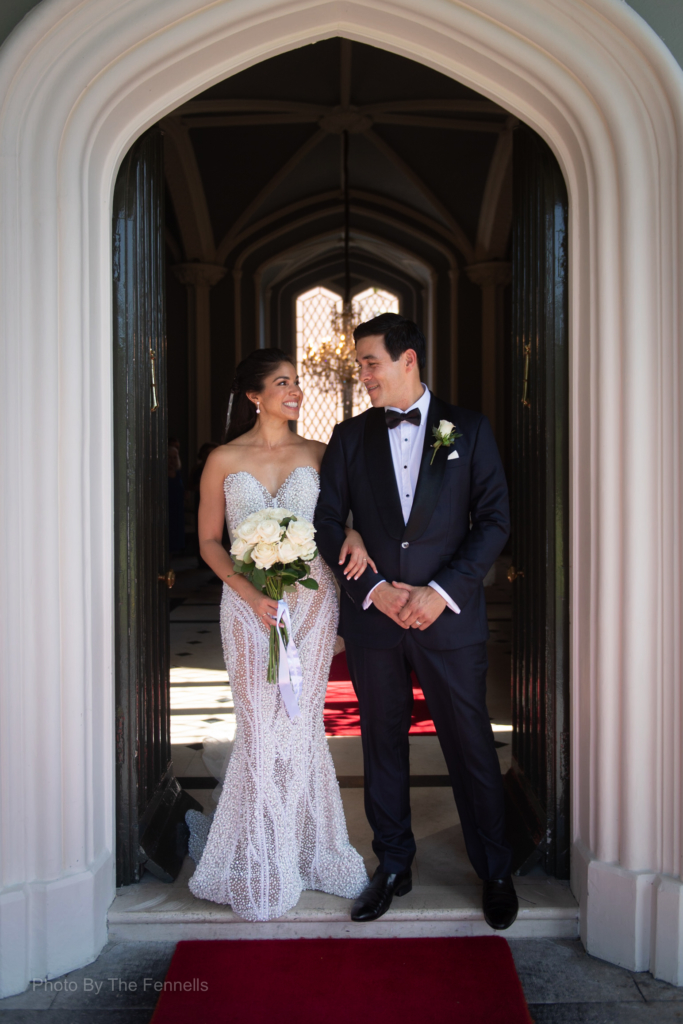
<box><xmin>339</xmin><ymin>529</ymin><xmax>378</xmax><ymax>580</ymax></box>
<box><xmin>245</xmin><ymin>588</ymin><xmax>279</xmax><ymax>629</ymax></box>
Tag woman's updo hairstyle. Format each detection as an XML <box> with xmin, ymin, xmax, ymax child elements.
<box><xmin>224</xmin><ymin>347</ymin><xmax>294</xmax><ymax>443</ymax></box>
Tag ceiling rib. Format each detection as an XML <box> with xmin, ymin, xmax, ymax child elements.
<box><xmin>216</xmin><ymin>128</ymin><xmax>328</xmax><ymax>262</ymax></box>
<box><xmin>257</xmin><ymin>227</ymin><xmax>436</xmax><ymax>290</ymax></box>
<box><xmin>221</xmin><ymin>189</ymin><xmax>469</xmax><ymax>263</ymax></box>
<box><xmin>161</xmin><ymin>117</ymin><xmax>216</xmax><ymax>261</ymax></box>
<box><xmin>340</xmin><ymin>38</ymin><xmax>352</xmax><ymax>109</ymax></box>
<box><xmin>373</xmin><ymin>114</ymin><xmax>503</xmax><ymax>132</ymax></box>
<box><xmin>181</xmin><ymin>114</ymin><xmax>320</xmax><ymax>127</ymax></box>
<box><xmin>233</xmin><ymin>204</ymin><xmax>458</xmax><ymax>284</ymax></box>
<box><xmin>362</xmin><ymin>99</ymin><xmax>505</xmax><ymax>114</ymax></box>
<box><xmin>351</xmin><ymin>189</ymin><xmax>468</xmax><ymax>248</ymax></box>
<box><xmin>364</xmin><ymin>128</ymin><xmax>474</xmax><ymax>262</ymax></box>
<box><xmin>475</xmin><ymin>121</ymin><xmax>515</xmax><ymax>260</ymax></box>
<box><xmin>176</xmin><ymin>99</ymin><xmax>328</xmax><ymax>115</ymax></box>
<box><xmin>221</xmin><ymin>191</ymin><xmax>342</xmax><ymax>259</ymax></box>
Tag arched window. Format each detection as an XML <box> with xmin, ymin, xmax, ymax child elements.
<box><xmin>296</xmin><ymin>285</ymin><xmax>400</xmax><ymax>442</ymax></box>
<box><xmin>353</xmin><ymin>287</ymin><xmax>400</xmax><ymax>323</ymax></box>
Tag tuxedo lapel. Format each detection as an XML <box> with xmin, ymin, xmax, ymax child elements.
<box><xmin>364</xmin><ymin>407</ymin><xmax>405</xmax><ymax>541</ymax></box>
<box><xmin>402</xmin><ymin>394</ymin><xmax>451</xmax><ymax>543</ymax></box>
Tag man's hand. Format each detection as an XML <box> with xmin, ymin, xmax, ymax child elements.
<box><xmin>370</xmin><ymin>581</ymin><xmax>410</xmax><ymax>627</ymax></box>
<box><xmin>393</xmin><ymin>582</ymin><xmax>447</xmax><ymax>630</ymax></box>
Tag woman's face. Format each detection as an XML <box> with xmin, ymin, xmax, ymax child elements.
<box><xmin>250</xmin><ymin>362</ymin><xmax>302</xmax><ymax>423</ymax></box>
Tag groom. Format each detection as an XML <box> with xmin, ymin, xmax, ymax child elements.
<box><xmin>315</xmin><ymin>313</ymin><xmax>518</xmax><ymax>929</ymax></box>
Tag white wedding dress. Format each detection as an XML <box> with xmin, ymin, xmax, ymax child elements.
<box><xmin>188</xmin><ymin>465</ymin><xmax>368</xmax><ymax>920</ymax></box>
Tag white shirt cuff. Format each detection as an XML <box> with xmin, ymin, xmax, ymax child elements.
<box><xmin>428</xmin><ymin>581</ymin><xmax>460</xmax><ymax>614</ymax></box>
<box><xmin>362</xmin><ymin>580</ymin><xmax>385</xmax><ymax>610</ymax></box>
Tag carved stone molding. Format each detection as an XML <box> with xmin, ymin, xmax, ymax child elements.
<box><xmin>171</xmin><ymin>262</ymin><xmax>226</xmax><ymax>288</ymax></box>
<box><xmin>465</xmin><ymin>260</ymin><xmax>512</xmax><ymax>288</ymax></box>
<box><xmin>0</xmin><ymin>0</ymin><xmax>682</xmax><ymax>995</ymax></box>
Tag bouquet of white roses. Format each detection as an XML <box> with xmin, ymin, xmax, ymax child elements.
<box><xmin>230</xmin><ymin>508</ymin><xmax>318</xmax><ymax>691</ymax></box>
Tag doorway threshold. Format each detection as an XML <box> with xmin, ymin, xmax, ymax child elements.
<box><xmin>108</xmin><ymin>858</ymin><xmax>577</xmax><ymax>942</ymax></box>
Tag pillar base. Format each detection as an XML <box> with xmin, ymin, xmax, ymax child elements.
<box><xmin>574</xmin><ymin>840</ymin><xmax>683</xmax><ymax>981</ymax></box>
<box><xmin>0</xmin><ymin>854</ymin><xmax>112</xmax><ymax>998</ymax></box>
<box><xmin>652</xmin><ymin>876</ymin><xmax>683</xmax><ymax>985</ymax></box>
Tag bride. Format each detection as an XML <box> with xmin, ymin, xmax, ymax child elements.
<box><xmin>188</xmin><ymin>347</ymin><xmax>372</xmax><ymax>920</ymax></box>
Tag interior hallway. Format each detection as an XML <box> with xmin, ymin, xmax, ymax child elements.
<box><xmin>107</xmin><ymin>557</ymin><xmax>576</xmax><ymax>940</ymax></box>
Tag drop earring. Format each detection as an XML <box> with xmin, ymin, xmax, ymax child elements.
<box><xmin>256</xmin><ymin>399</ymin><xmax>261</xmax><ymax>414</ymax></box>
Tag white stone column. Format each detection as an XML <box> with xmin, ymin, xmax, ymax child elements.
<box><xmin>465</xmin><ymin>261</ymin><xmax>511</xmax><ymax>440</ymax></box>
<box><xmin>172</xmin><ymin>262</ymin><xmax>226</xmax><ymax>457</ymax></box>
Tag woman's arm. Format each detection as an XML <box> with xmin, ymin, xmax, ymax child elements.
<box><xmin>339</xmin><ymin>528</ymin><xmax>378</xmax><ymax>581</ymax></box>
<box><xmin>308</xmin><ymin>436</ymin><xmax>376</xmax><ymax>582</ymax></box>
<box><xmin>197</xmin><ymin>450</ymin><xmax>279</xmax><ymax>629</ymax></box>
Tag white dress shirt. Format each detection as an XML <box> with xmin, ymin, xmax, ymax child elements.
<box><xmin>363</xmin><ymin>384</ymin><xmax>460</xmax><ymax>614</ymax></box>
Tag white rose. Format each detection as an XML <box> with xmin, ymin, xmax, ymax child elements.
<box><xmin>438</xmin><ymin>419</ymin><xmax>455</xmax><ymax>437</ymax></box>
<box><xmin>246</xmin><ymin>508</ymin><xmax>269</xmax><ymax>520</ymax></box>
<box><xmin>256</xmin><ymin>519</ymin><xmax>283</xmax><ymax>543</ymax></box>
<box><xmin>230</xmin><ymin>537</ymin><xmax>253</xmax><ymax>561</ymax></box>
<box><xmin>236</xmin><ymin>520</ymin><xmax>260</xmax><ymax>544</ymax></box>
<box><xmin>299</xmin><ymin>543</ymin><xmax>317</xmax><ymax>562</ymax></box>
<box><xmin>251</xmin><ymin>541</ymin><xmax>280</xmax><ymax>570</ymax></box>
<box><xmin>278</xmin><ymin>539</ymin><xmax>299</xmax><ymax>564</ymax></box>
<box><xmin>270</xmin><ymin>507</ymin><xmax>293</xmax><ymax>520</ymax></box>
<box><xmin>286</xmin><ymin>519</ymin><xmax>315</xmax><ymax>547</ymax></box>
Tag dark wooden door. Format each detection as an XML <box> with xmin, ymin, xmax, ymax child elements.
<box><xmin>507</xmin><ymin>126</ymin><xmax>570</xmax><ymax>879</ymax></box>
<box><xmin>113</xmin><ymin>128</ymin><xmax>199</xmax><ymax>886</ymax></box>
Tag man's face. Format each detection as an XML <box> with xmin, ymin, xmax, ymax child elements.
<box><xmin>356</xmin><ymin>334</ymin><xmax>412</xmax><ymax>408</ymax></box>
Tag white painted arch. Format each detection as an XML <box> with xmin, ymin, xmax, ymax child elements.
<box><xmin>1</xmin><ymin>0</ymin><xmax>682</xmax><ymax>996</ymax></box>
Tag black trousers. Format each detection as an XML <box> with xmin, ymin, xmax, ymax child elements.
<box><xmin>344</xmin><ymin>633</ymin><xmax>512</xmax><ymax>880</ymax></box>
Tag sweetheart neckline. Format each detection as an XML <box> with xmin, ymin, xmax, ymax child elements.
<box><xmin>224</xmin><ymin>466</ymin><xmax>320</xmax><ymax>502</ymax></box>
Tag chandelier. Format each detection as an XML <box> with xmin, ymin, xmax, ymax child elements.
<box><xmin>301</xmin><ymin>130</ymin><xmax>361</xmax><ymax>420</ymax></box>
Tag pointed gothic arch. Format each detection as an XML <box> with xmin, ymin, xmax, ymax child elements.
<box><xmin>0</xmin><ymin>0</ymin><xmax>682</xmax><ymax>995</ymax></box>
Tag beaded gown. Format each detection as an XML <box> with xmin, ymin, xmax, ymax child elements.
<box><xmin>188</xmin><ymin>466</ymin><xmax>369</xmax><ymax>920</ymax></box>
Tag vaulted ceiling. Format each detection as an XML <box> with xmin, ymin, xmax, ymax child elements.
<box><xmin>163</xmin><ymin>37</ymin><xmax>514</xmax><ymax>284</ymax></box>
<box><xmin>162</xmin><ymin>36</ymin><xmax>516</xmax><ymax>447</ymax></box>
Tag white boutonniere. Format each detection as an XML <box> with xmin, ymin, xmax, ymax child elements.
<box><xmin>430</xmin><ymin>419</ymin><xmax>462</xmax><ymax>465</ymax></box>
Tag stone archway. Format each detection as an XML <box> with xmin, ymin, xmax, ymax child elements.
<box><xmin>0</xmin><ymin>0</ymin><xmax>682</xmax><ymax>995</ymax></box>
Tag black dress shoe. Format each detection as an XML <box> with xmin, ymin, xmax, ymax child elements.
<box><xmin>483</xmin><ymin>876</ymin><xmax>519</xmax><ymax>930</ymax></box>
<box><xmin>351</xmin><ymin>866</ymin><xmax>413</xmax><ymax>922</ymax></box>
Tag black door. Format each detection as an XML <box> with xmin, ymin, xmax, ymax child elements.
<box><xmin>506</xmin><ymin>126</ymin><xmax>570</xmax><ymax>879</ymax></box>
<box><xmin>113</xmin><ymin>128</ymin><xmax>200</xmax><ymax>886</ymax></box>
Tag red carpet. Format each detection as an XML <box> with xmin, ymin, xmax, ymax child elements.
<box><xmin>151</xmin><ymin>937</ymin><xmax>533</xmax><ymax>1024</ymax></box>
<box><xmin>325</xmin><ymin>651</ymin><xmax>436</xmax><ymax>735</ymax></box>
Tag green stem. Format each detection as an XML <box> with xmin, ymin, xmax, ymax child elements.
<box><xmin>265</xmin><ymin>575</ymin><xmax>285</xmax><ymax>683</ymax></box>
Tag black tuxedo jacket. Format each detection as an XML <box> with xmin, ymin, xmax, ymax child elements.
<box><xmin>314</xmin><ymin>393</ymin><xmax>510</xmax><ymax>650</ymax></box>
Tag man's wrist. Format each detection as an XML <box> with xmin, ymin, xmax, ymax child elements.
<box><xmin>363</xmin><ymin>579</ymin><xmax>387</xmax><ymax>610</ymax></box>
<box><xmin>428</xmin><ymin>580</ymin><xmax>460</xmax><ymax>615</ymax></box>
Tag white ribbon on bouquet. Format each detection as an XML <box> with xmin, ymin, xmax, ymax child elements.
<box><xmin>275</xmin><ymin>599</ymin><xmax>302</xmax><ymax>721</ymax></box>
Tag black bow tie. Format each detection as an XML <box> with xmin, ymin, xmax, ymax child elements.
<box><xmin>385</xmin><ymin>408</ymin><xmax>421</xmax><ymax>430</ymax></box>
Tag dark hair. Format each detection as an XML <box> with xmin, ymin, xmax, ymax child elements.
<box><xmin>353</xmin><ymin>313</ymin><xmax>426</xmax><ymax>370</ymax></box>
<box><xmin>224</xmin><ymin>347</ymin><xmax>294</xmax><ymax>443</ymax></box>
